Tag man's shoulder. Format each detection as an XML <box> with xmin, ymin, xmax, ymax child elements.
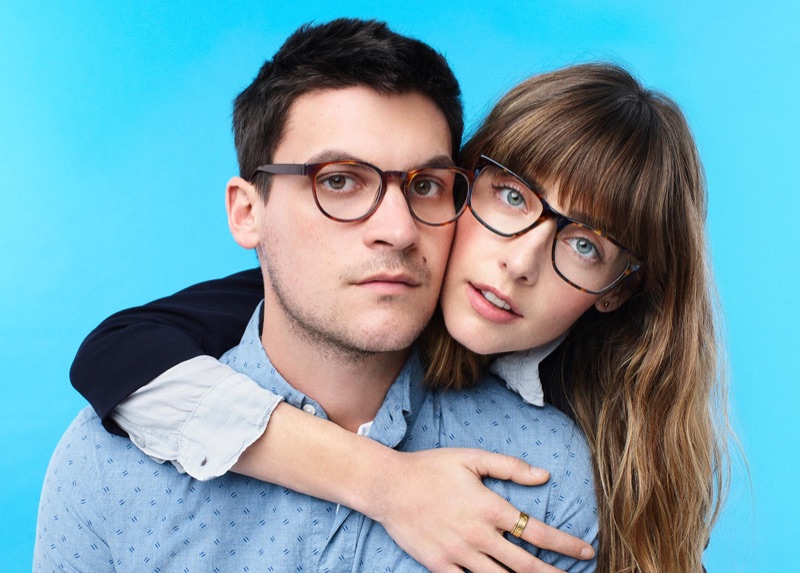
<box><xmin>439</xmin><ymin>373</ymin><xmax>587</xmax><ymax>447</ymax></box>
<box><xmin>48</xmin><ymin>406</ymin><xmax>156</xmax><ymax>478</ymax></box>
<box><xmin>61</xmin><ymin>406</ymin><xmax>126</xmax><ymax>444</ymax></box>
<box><xmin>429</xmin><ymin>373</ymin><xmax>599</xmax><ymax>566</ymax></box>
<box><xmin>434</xmin><ymin>373</ymin><xmax>593</xmax><ymax>489</ymax></box>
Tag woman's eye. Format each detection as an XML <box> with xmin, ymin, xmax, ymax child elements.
<box><xmin>573</xmin><ymin>237</ymin><xmax>597</xmax><ymax>256</ymax></box>
<box><xmin>499</xmin><ymin>187</ymin><xmax>527</xmax><ymax>209</ymax></box>
<box><xmin>564</xmin><ymin>235</ymin><xmax>603</xmax><ymax>262</ymax></box>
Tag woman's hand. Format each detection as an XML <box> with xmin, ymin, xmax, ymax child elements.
<box><xmin>366</xmin><ymin>448</ymin><xmax>594</xmax><ymax>573</ymax></box>
<box><xmin>235</xmin><ymin>404</ymin><xmax>593</xmax><ymax>572</ymax></box>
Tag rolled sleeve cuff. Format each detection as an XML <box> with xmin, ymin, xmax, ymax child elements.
<box><xmin>179</xmin><ymin>370</ymin><xmax>282</xmax><ymax>479</ymax></box>
<box><xmin>111</xmin><ymin>356</ymin><xmax>283</xmax><ymax>481</ymax></box>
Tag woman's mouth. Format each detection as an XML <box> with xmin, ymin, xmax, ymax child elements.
<box><xmin>480</xmin><ymin>289</ymin><xmax>512</xmax><ymax>311</ymax></box>
<box><xmin>466</xmin><ymin>283</ymin><xmax>521</xmax><ymax>324</ymax></box>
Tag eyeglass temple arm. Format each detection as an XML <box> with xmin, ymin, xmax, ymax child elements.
<box><xmin>250</xmin><ymin>164</ymin><xmax>308</xmax><ymax>179</ymax></box>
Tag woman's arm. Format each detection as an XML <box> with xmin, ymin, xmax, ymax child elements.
<box><xmin>70</xmin><ymin>268</ymin><xmax>264</xmax><ymax>434</ymax></box>
<box><xmin>70</xmin><ymin>270</ymin><xmax>594</xmax><ymax>570</ymax></box>
<box><xmin>110</xmin><ymin>355</ymin><xmax>283</xmax><ymax>479</ymax></box>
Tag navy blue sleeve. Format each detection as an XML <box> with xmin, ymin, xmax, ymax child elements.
<box><xmin>70</xmin><ymin>268</ymin><xmax>264</xmax><ymax>435</ymax></box>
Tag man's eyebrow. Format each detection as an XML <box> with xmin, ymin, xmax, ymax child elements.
<box><xmin>306</xmin><ymin>150</ymin><xmax>362</xmax><ymax>164</ymax></box>
<box><xmin>305</xmin><ymin>151</ymin><xmax>456</xmax><ymax>169</ymax></box>
<box><xmin>415</xmin><ymin>154</ymin><xmax>457</xmax><ymax>169</ymax></box>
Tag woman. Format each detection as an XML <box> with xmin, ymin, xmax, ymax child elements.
<box><xmin>71</xmin><ymin>63</ymin><xmax>729</xmax><ymax>572</ymax></box>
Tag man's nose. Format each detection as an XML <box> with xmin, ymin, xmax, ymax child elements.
<box><xmin>361</xmin><ymin>180</ymin><xmax>420</xmax><ymax>250</ymax></box>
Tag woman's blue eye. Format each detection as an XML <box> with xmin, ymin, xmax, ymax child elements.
<box><xmin>500</xmin><ymin>187</ymin><xmax>526</xmax><ymax>208</ymax></box>
<box><xmin>566</xmin><ymin>236</ymin><xmax>601</xmax><ymax>261</ymax></box>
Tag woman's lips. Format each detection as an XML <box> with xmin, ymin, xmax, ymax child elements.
<box><xmin>466</xmin><ymin>283</ymin><xmax>521</xmax><ymax>324</ymax></box>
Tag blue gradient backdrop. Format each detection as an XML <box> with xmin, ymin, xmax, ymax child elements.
<box><xmin>2</xmin><ymin>1</ymin><xmax>796</xmax><ymax>570</ymax></box>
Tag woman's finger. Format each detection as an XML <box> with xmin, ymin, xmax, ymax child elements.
<box><xmin>482</xmin><ymin>536</ymin><xmax>569</xmax><ymax>573</ymax></box>
<box><xmin>512</xmin><ymin>511</ymin><xmax>595</xmax><ymax>561</ymax></box>
<box><xmin>467</xmin><ymin>449</ymin><xmax>552</xmax><ymax>485</ymax></box>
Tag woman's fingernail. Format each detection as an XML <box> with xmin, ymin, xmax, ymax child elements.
<box><xmin>530</xmin><ymin>467</ymin><xmax>549</xmax><ymax>478</ymax></box>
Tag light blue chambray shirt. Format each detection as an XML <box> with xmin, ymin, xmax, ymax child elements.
<box><xmin>35</xmin><ymin>303</ymin><xmax>598</xmax><ymax>572</ymax></box>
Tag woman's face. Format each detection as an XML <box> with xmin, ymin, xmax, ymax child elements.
<box><xmin>440</xmin><ymin>181</ymin><xmax>623</xmax><ymax>355</ymax></box>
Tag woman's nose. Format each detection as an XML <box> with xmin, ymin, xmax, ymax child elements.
<box><xmin>499</xmin><ymin>220</ymin><xmax>555</xmax><ymax>284</ymax></box>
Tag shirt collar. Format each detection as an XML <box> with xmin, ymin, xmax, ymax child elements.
<box><xmin>488</xmin><ymin>333</ymin><xmax>566</xmax><ymax>407</ymax></box>
<box><xmin>220</xmin><ymin>301</ymin><xmax>428</xmax><ymax>448</ymax></box>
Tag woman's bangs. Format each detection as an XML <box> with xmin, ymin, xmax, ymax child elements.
<box><xmin>488</xmin><ymin>124</ymin><xmax>637</xmax><ymax>247</ymax></box>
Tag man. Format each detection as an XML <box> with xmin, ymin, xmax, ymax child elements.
<box><xmin>36</xmin><ymin>19</ymin><xmax>597</xmax><ymax>571</ymax></box>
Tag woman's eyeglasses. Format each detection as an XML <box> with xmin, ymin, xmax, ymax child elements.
<box><xmin>468</xmin><ymin>156</ymin><xmax>642</xmax><ymax>294</ymax></box>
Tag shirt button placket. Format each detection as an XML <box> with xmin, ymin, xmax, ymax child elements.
<box><xmin>317</xmin><ymin>508</ymin><xmax>361</xmax><ymax>573</ymax></box>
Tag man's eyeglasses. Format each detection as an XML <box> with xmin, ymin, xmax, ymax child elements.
<box><xmin>469</xmin><ymin>156</ymin><xmax>643</xmax><ymax>294</ymax></box>
<box><xmin>251</xmin><ymin>161</ymin><xmax>470</xmax><ymax>226</ymax></box>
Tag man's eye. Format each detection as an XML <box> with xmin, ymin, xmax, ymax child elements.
<box><xmin>411</xmin><ymin>179</ymin><xmax>442</xmax><ymax>197</ymax></box>
<box><xmin>317</xmin><ymin>174</ymin><xmax>360</xmax><ymax>193</ymax></box>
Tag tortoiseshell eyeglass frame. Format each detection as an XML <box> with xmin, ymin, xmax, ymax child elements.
<box><xmin>250</xmin><ymin>161</ymin><xmax>472</xmax><ymax>226</ymax></box>
<box><xmin>468</xmin><ymin>155</ymin><xmax>644</xmax><ymax>295</ymax></box>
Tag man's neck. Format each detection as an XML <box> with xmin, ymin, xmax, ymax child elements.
<box><xmin>260</xmin><ymin>311</ymin><xmax>411</xmax><ymax>433</ymax></box>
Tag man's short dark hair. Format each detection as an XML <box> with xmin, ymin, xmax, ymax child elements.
<box><xmin>233</xmin><ymin>18</ymin><xmax>463</xmax><ymax>198</ymax></box>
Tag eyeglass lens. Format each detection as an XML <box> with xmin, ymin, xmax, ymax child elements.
<box><xmin>312</xmin><ymin>162</ymin><xmax>469</xmax><ymax>224</ymax></box>
<box><xmin>470</xmin><ymin>165</ymin><xmax>631</xmax><ymax>292</ymax></box>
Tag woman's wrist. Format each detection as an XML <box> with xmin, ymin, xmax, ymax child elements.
<box><xmin>341</xmin><ymin>437</ymin><xmax>405</xmax><ymax>522</ymax></box>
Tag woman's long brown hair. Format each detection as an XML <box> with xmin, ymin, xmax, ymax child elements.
<box><xmin>421</xmin><ymin>63</ymin><xmax>731</xmax><ymax>573</ymax></box>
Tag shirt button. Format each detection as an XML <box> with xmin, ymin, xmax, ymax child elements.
<box><xmin>302</xmin><ymin>404</ymin><xmax>317</xmax><ymax>415</ymax></box>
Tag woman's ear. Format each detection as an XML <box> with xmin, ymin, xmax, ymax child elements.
<box><xmin>226</xmin><ymin>176</ymin><xmax>262</xmax><ymax>250</ymax></box>
<box><xmin>595</xmin><ymin>285</ymin><xmax>633</xmax><ymax>313</ymax></box>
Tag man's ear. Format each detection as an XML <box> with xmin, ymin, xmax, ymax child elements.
<box><xmin>594</xmin><ymin>285</ymin><xmax>633</xmax><ymax>313</ymax></box>
<box><xmin>226</xmin><ymin>176</ymin><xmax>262</xmax><ymax>250</ymax></box>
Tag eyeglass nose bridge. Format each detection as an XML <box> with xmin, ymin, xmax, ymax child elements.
<box><xmin>369</xmin><ymin>168</ymin><xmax>469</xmax><ymax>226</ymax></box>
<box><xmin>358</xmin><ymin>169</ymin><xmax>414</xmax><ymax>221</ymax></box>
<box><xmin>382</xmin><ymin>170</ymin><xmax>415</xmax><ymax>199</ymax></box>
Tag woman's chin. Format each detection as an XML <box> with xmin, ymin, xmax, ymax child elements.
<box><xmin>451</xmin><ymin>330</ymin><xmax>518</xmax><ymax>356</ymax></box>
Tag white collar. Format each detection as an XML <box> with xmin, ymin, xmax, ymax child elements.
<box><xmin>488</xmin><ymin>334</ymin><xmax>566</xmax><ymax>407</ymax></box>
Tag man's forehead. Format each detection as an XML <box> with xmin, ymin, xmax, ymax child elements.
<box><xmin>275</xmin><ymin>86</ymin><xmax>453</xmax><ymax>167</ymax></box>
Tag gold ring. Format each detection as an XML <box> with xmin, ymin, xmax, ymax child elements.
<box><xmin>510</xmin><ymin>511</ymin><xmax>529</xmax><ymax>538</ymax></box>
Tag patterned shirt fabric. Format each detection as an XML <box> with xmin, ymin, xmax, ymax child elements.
<box><xmin>35</xmin><ymin>303</ymin><xmax>599</xmax><ymax>572</ymax></box>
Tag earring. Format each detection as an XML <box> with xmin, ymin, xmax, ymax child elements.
<box><xmin>603</xmin><ymin>301</ymin><xmax>610</xmax><ymax>308</ymax></box>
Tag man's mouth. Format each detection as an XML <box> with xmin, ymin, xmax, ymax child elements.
<box><xmin>358</xmin><ymin>272</ymin><xmax>421</xmax><ymax>287</ymax></box>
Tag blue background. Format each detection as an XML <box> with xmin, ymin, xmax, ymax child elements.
<box><xmin>2</xmin><ymin>1</ymin><xmax>796</xmax><ymax>570</ymax></box>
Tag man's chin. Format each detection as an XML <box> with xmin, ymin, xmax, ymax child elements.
<box><xmin>352</xmin><ymin>320</ymin><xmax>430</xmax><ymax>353</ymax></box>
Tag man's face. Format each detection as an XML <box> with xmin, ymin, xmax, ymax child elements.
<box><xmin>255</xmin><ymin>86</ymin><xmax>455</xmax><ymax>360</ymax></box>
